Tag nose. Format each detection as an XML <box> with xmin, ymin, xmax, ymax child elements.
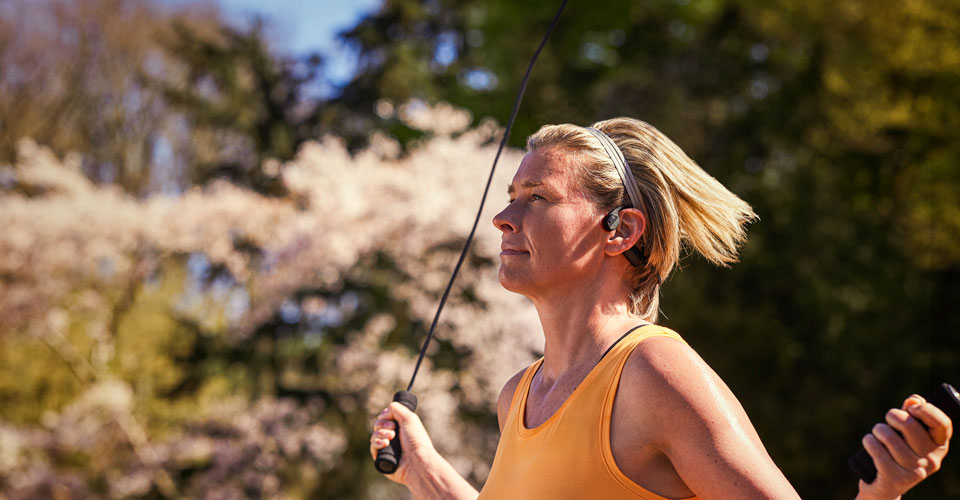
<box><xmin>492</xmin><ymin>203</ymin><xmax>519</xmax><ymax>234</ymax></box>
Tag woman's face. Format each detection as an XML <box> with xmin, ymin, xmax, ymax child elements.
<box><xmin>492</xmin><ymin>148</ymin><xmax>607</xmax><ymax>297</ymax></box>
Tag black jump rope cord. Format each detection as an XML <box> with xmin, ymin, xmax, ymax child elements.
<box><xmin>373</xmin><ymin>0</ymin><xmax>568</xmax><ymax>476</ymax></box>
<box><xmin>406</xmin><ymin>0</ymin><xmax>569</xmax><ymax>392</ymax></box>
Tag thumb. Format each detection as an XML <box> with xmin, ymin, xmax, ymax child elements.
<box><xmin>388</xmin><ymin>401</ymin><xmax>434</xmax><ymax>449</ymax></box>
<box><xmin>389</xmin><ymin>401</ymin><xmax>417</xmax><ymax>422</ymax></box>
<box><xmin>388</xmin><ymin>401</ymin><xmax>430</xmax><ymax>446</ymax></box>
<box><xmin>903</xmin><ymin>394</ymin><xmax>953</xmax><ymax>447</ymax></box>
<box><xmin>903</xmin><ymin>394</ymin><xmax>925</xmax><ymax>411</ymax></box>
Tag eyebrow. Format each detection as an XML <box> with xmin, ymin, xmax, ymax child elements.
<box><xmin>507</xmin><ymin>179</ymin><xmax>545</xmax><ymax>195</ymax></box>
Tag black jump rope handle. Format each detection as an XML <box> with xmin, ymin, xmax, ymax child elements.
<box><xmin>375</xmin><ymin>390</ymin><xmax>419</xmax><ymax>474</ymax></box>
<box><xmin>849</xmin><ymin>383</ymin><xmax>960</xmax><ymax>483</ymax></box>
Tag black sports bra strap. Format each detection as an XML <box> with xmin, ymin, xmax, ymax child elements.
<box><xmin>599</xmin><ymin>323</ymin><xmax>651</xmax><ymax>362</ymax></box>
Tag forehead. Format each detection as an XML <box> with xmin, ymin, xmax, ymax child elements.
<box><xmin>508</xmin><ymin>148</ymin><xmax>580</xmax><ymax>192</ymax></box>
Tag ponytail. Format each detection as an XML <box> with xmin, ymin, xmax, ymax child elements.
<box><xmin>527</xmin><ymin>117</ymin><xmax>756</xmax><ymax>321</ymax></box>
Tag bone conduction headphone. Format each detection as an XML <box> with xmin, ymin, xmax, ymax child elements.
<box><xmin>585</xmin><ymin>127</ymin><xmax>648</xmax><ymax>268</ymax></box>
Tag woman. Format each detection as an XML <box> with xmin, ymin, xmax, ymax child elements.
<box><xmin>369</xmin><ymin>118</ymin><xmax>952</xmax><ymax>499</ymax></box>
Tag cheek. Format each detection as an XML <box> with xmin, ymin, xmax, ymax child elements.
<box><xmin>544</xmin><ymin>216</ymin><xmax>600</xmax><ymax>249</ymax></box>
<box><xmin>546</xmin><ymin>217</ymin><xmax>607</xmax><ymax>267</ymax></box>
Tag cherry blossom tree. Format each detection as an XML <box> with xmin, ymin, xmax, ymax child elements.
<box><xmin>0</xmin><ymin>101</ymin><xmax>540</xmax><ymax>498</ymax></box>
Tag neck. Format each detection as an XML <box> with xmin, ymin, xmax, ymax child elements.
<box><xmin>528</xmin><ymin>265</ymin><xmax>649</xmax><ymax>382</ymax></box>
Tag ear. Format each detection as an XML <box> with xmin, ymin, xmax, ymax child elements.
<box><xmin>604</xmin><ymin>207</ymin><xmax>645</xmax><ymax>258</ymax></box>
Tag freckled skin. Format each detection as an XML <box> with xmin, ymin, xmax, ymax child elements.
<box><xmin>492</xmin><ymin>149</ymin><xmax>607</xmax><ymax>302</ymax></box>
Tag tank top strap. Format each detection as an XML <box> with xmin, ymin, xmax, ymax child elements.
<box><xmin>613</xmin><ymin>324</ymin><xmax>686</xmax><ymax>356</ymax></box>
<box><xmin>502</xmin><ymin>357</ymin><xmax>544</xmax><ymax>437</ymax></box>
<box><xmin>513</xmin><ymin>357</ymin><xmax>544</xmax><ymax>411</ymax></box>
<box><xmin>599</xmin><ymin>325</ymin><xmax>693</xmax><ymax>498</ymax></box>
<box><xmin>599</xmin><ymin>325</ymin><xmax>688</xmax><ymax>434</ymax></box>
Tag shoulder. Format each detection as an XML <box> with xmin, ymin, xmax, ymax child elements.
<box><xmin>615</xmin><ymin>334</ymin><xmax>798</xmax><ymax>498</ymax></box>
<box><xmin>497</xmin><ymin>366</ymin><xmax>529</xmax><ymax>433</ymax></box>
<box><xmin>618</xmin><ymin>333</ymin><xmax>750</xmax><ymax>449</ymax></box>
<box><xmin>624</xmin><ymin>332</ymin><xmax>714</xmax><ymax>390</ymax></box>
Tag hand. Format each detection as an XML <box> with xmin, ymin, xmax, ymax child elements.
<box><xmin>370</xmin><ymin>401</ymin><xmax>438</xmax><ymax>485</ymax></box>
<box><xmin>857</xmin><ymin>395</ymin><xmax>953</xmax><ymax>500</ymax></box>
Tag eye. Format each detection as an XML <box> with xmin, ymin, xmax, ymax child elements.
<box><xmin>531</xmin><ymin>194</ymin><xmax>545</xmax><ymax>201</ymax></box>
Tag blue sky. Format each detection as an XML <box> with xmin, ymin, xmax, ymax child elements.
<box><xmin>164</xmin><ymin>0</ymin><xmax>383</xmax><ymax>91</ymax></box>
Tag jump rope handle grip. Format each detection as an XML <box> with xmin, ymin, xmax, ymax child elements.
<box><xmin>375</xmin><ymin>390</ymin><xmax>419</xmax><ymax>474</ymax></box>
<box><xmin>849</xmin><ymin>383</ymin><xmax>960</xmax><ymax>483</ymax></box>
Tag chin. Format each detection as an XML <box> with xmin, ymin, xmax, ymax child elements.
<box><xmin>497</xmin><ymin>267</ymin><xmax>530</xmax><ymax>295</ymax></box>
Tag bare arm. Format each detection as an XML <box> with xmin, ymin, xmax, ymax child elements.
<box><xmin>619</xmin><ymin>337</ymin><xmax>951</xmax><ymax>500</ymax></box>
<box><xmin>370</xmin><ymin>402</ymin><xmax>479</xmax><ymax>500</ymax></box>
<box><xmin>619</xmin><ymin>336</ymin><xmax>802</xmax><ymax>499</ymax></box>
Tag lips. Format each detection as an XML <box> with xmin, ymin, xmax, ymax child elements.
<box><xmin>500</xmin><ymin>243</ymin><xmax>529</xmax><ymax>256</ymax></box>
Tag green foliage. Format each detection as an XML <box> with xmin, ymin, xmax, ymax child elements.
<box><xmin>147</xmin><ymin>20</ymin><xmax>324</xmax><ymax>196</ymax></box>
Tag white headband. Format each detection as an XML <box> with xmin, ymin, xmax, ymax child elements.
<box><xmin>584</xmin><ymin>127</ymin><xmax>643</xmax><ymax>211</ymax></box>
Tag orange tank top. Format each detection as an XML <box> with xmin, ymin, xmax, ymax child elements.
<box><xmin>478</xmin><ymin>325</ymin><xmax>699</xmax><ymax>500</ymax></box>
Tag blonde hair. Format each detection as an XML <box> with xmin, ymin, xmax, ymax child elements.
<box><xmin>526</xmin><ymin>117</ymin><xmax>757</xmax><ymax>321</ymax></box>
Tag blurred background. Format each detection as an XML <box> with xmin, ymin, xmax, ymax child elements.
<box><xmin>1</xmin><ymin>0</ymin><xmax>958</xmax><ymax>498</ymax></box>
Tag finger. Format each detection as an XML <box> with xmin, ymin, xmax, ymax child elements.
<box><xmin>871</xmin><ymin>423</ymin><xmax>926</xmax><ymax>471</ymax></box>
<box><xmin>370</xmin><ymin>432</ymin><xmax>393</xmax><ymax>447</ymax></box>
<box><xmin>372</xmin><ymin>418</ymin><xmax>396</xmax><ymax>431</ymax></box>
<box><xmin>377</xmin><ymin>428</ymin><xmax>396</xmax><ymax>441</ymax></box>
<box><xmin>371</xmin><ymin>408</ymin><xmax>389</xmax><ymax>429</ymax></box>
<box><xmin>369</xmin><ymin>426</ymin><xmax>397</xmax><ymax>447</ymax></box>
<box><xmin>370</xmin><ymin>406</ymin><xmax>401</xmax><ymax>460</ymax></box>
<box><xmin>907</xmin><ymin>402</ymin><xmax>953</xmax><ymax>447</ymax></box>
<box><xmin>369</xmin><ymin>434</ymin><xmax>391</xmax><ymax>459</ymax></box>
<box><xmin>374</xmin><ymin>404</ymin><xmax>414</xmax><ymax>429</ymax></box>
<box><xmin>862</xmin><ymin>432</ymin><xmax>899</xmax><ymax>474</ymax></box>
<box><xmin>885</xmin><ymin>408</ymin><xmax>937</xmax><ymax>454</ymax></box>
<box><xmin>862</xmin><ymin>432</ymin><xmax>928</xmax><ymax>486</ymax></box>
